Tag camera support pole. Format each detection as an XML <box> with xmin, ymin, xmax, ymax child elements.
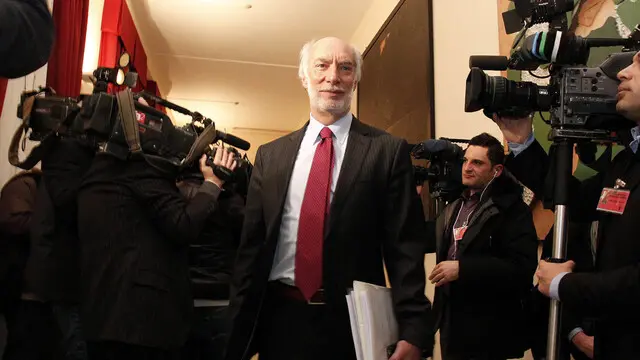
<box><xmin>546</xmin><ymin>140</ymin><xmax>573</xmax><ymax>360</ymax></box>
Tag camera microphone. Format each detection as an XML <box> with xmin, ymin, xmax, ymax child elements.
<box><xmin>468</xmin><ymin>56</ymin><xmax>510</xmax><ymax>71</ymax></box>
<box><xmin>216</xmin><ymin>130</ymin><xmax>251</xmax><ymax>151</ymax></box>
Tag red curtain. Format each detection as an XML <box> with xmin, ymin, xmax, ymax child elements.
<box><xmin>98</xmin><ymin>0</ymin><xmax>123</xmax><ymax>68</ymax></box>
<box><xmin>0</xmin><ymin>78</ymin><xmax>7</xmax><ymax>117</ymax></box>
<box><xmin>46</xmin><ymin>0</ymin><xmax>90</xmax><ymax>97</ymax></box>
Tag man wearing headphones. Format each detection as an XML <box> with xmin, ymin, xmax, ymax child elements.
<box><xmin>425</xmin><ymin>133</ymin><xmax>538</xmax><ymax>360</ymax></box>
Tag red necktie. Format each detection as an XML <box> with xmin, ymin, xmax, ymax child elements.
<box><xmin>295</xmin><ymin>127</ymin><xmax>334</xmax><ymax>300</ymax></box>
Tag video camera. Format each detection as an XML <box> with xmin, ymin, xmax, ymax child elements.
<box><xmin>411</xmin><ymin>138</ymin><xmax>467</xmax><ymax>206</ymax></box>
<box><xmin>11</xmin><ymin>52</ymin><xmax>251</xmax><ymax>183</ymax></box>
<box><xmin>465</xmin><ymin>0</ymin><xmax>640</xmax><ymax>143</ymax></box>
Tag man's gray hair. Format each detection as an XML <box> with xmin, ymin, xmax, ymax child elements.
<box><xmin>297</xmin><ymin>39</ymin><xmax>363</xmax><ymax>82</ymax></box>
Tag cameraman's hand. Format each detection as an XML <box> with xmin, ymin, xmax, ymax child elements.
<box><xmin>572</xmin><ymin>331</ymin><xmax>594</xmax><ymax>359</ymax></box>
<box><xmin>199</xmin><ymin>147</ymin><xmax>238</xmax><ymax>188</ymax></box>
<box><xmin>492</xmin><ymin>113</ymin><xmax>533</xmax><ymax>144</ymax></box>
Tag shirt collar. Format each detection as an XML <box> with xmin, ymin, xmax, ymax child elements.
<box><xmin>307</xmin><ymin>112</ymin><xmax>353</xmax><ymax>145</ymax></box>
<box><xmin>630</xmin><ymin>126</ymin><xmax>640</xmax><ymax>154</ymax></box>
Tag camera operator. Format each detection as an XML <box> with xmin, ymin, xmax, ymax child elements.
<box><xmin>20</xmin><ymin>137</ymin><xmax>95</xmax><ymax>360</ymax></box>
<box><xmin>77</xmin><ymin>147</ymin><xmax>237</xmax><ymax>360</ymax></box>
<box><xmin>0</xmin><ymin>0</ymin><xmax>55</xmax><ymax>78</ymax></box>
<box><xmin>176</xmin><ymin>152</ymin><xmax>245</xmax><ymax>360</ymax></box>
<box><xmin>493</xmin><ymin>113</ymin><xmax>597</xmax><ymax>360</ymax></box>
<box><xmin>498</xmin><ymin>51</ymin><xmax>640</xmax><ymax>359</ymax></box>
<box><xmin>0</xmin><ymin>168</ymin><xmax>62</xmax><ymax>360</ymax></box>
<box><xmin>424</xmin><ymin>133</ymin><xmax>538</xmax><ymax>360</ymax></box>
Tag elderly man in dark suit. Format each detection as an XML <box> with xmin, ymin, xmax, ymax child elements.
<box><xmin>224</xmin><ymin>37</ymin><xmax>432</xmax><ymax>360</ymax></box>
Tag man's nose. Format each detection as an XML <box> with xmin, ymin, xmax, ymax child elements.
<box><xmin>618</xmin><ymin>65</ymin><xmax>632</xmax><ymax>81</ymax></box>
<box><xmin>325</xmin><ymin>65</ymin><xmax>340</xmax><ymax>84</ymax></box>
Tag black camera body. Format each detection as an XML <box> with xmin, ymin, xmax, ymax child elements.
<box><xmin>466</xmin><ymin>31</ymin><xmax>640</xmax><ymax>142</ymax></box>
<box><xmin>411</xmin><ymin>139</ymin><xmax>466</xmax><ymax>204</ymax></box>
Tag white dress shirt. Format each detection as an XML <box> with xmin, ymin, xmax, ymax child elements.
<box><xmin>268</xmin><ymin>113</ymin><xmax>353</xmax><ymax>285</ymax></box>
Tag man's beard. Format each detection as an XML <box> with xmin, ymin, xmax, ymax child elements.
<box><xmin>308</xmin><ymin>87</ymin><xmax>353</xmax><ymax>115</ymax></box>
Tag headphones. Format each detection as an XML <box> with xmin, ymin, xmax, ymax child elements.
<box><xmin>493</xmin><ymin>169</ymin><xmax>498</xmax><ymax>177</ymax></box>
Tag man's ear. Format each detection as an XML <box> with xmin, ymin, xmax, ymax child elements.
<box><xmin>301</xmin><ymin>76</ymin><xmax>309</xmax><ymax>89</ymax></box>
<box><xmin>494</xmin><ymin>164</ymin><xmax>504</xmax><ymax>177</ymax></box>
<box><xmin>352</xmin><ymin>81</ymin><xmax>358</xmax><ymax>92</ymax></box>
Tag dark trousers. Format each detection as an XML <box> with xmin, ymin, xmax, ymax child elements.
<box><xmin>2</xmin><ymin>300</ymin><xmax>60</xmax><ymax>360</ymax></box>
<box><xmin>87</xmin><ymin>341</ymin><xmax>180</xmax><ymax>360</ymax></box>
<box><xmin>254</xmin><ymin>283</ymin><xmax>355</xmax><ymax>360</ymax></box>
<box><xmin>439</xmin><ymin>337</ymin><xmax>506</xmax><ymax>360</ymax></box>
<box><xmin>181</xmin><ymin>305</ymin><xmax>228</xmax><ymax>360</ymax></box>
<box><xmin>52</xmin><ymin>303</ymin><xmax>87</xmax><ymax>360</ymax></box>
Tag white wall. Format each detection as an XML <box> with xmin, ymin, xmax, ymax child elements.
<box><xmin>0</xmin><ymin>0</ymin><xmax>54</xmax><ymax>187</ymax></box>
<box><xmin>433</xmin><ymin>0</ymin><xmax>503</xmax><ymax>141</ymax></box>
<box><xmin>80</xmin><ymin>0</ymin><xmax>106</xmax><ymax>94</ymax></box>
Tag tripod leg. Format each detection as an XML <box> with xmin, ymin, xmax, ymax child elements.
<box><xmin>546</xmin><ymin>141</ymin><xmax>573</xmax><ymax>360</ymax></box>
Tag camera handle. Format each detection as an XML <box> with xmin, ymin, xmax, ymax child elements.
<box><xmin>546</xmin><ymin>140</ymin><xmax>573</xmax><ymax>360</ymax></box>
<box><xmin>205</xmin><ymin>157</ymin><xmax>235</xmax><ymax>183</ymax></box>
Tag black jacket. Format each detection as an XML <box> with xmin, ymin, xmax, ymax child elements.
<box><xmin>226</xmin><ymin>118</ymin><xmax>432</xmax><ymax>360</ymax></box>
<box><xmin>508</xmin><ymin>140</ymin><xmax>595</xmax><ymax>359</ymax></box>
<box><xmin>78</xmin><ymin>154</ymin><xmax>221</xmax><ymax>350</ymax></box>
<box><xmin>426</xmin><ymin>175</ymin><xmax>538</xmax><ymax>359</ymax></box>
<box><xmin>177</xmin><ymin>177</ymin><xmax>244</xmax><ymax>300</ymax></box>
<box><xmin>0</xmin><ymin>170</ymin><xmax>41</xmax><ymax>311</ymax></box>
<box><xmin>511</xmin><ymin>136</ymin><xmax>640</xmax><ymax>359</ymax></box>
<box><xmin>24</xmin><ymin>138</ymin><xmax>95</xmax><ymax>302</ymax></box>
<box><xmin>0</xmin><ymin>0</ymin><xmax>54</xmax><ymax>78</ymax></box>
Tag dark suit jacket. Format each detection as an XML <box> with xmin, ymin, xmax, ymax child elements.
<box><xmin>0</xmin><ymin>170</ymin><xmax>40</xmax><ymax>311</ymax></box>
<box><xmin>425</xmin><ymin>176</ymin><xmax>538</xmax><ymax>359</ymax></box>
<box><xmin>24</xmin><ymin>138</ymin><xmax>95</xmax><ymax>302</ymax></box>
<box><xmin>225</xmin><ymin>117</ymin><xmax>432</xmax><ymax>360</ymax></box>
<box><xmin>77</xmin><ymin>154</ymin><xmax>221</xmax><ymax>349</ymax></box>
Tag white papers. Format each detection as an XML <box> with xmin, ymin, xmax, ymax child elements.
<box><xmin>346</xmin><ymin>281</ymin><xmax>399</xmax><ymax>360</ymax></box>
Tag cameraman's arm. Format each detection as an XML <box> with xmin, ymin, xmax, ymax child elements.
<box><xmin>132</xmin><ymin>171</ymin><xmax>222</xmax><ymax>246</ymax></box>
<box><xmin>495</xmin><ymin>114</ymin><xmax>603</xmax><ymax>222</ymax></box>
<box><xmin>0</xmin><ymin>0</ymin><xmax>54</xmax><ymax>78</ymax></box>
<box><xmin>42</xmin><ymin>139</ymin><xmax>95</xmax><ymax>211</ymax></box>
<box><xmin>495</xmin><ymin>114</ymin><xmax>549</xmax><ymax>198</ymax></box>
<box><xmin>131</xmin><ymin>150</ymin><xmax>236</xmax><ymax>246</ymax></box>
<box><xmin>0</xmin><ymin>175</ymin><xmax>37</xmax><ymax>235</ymax></box>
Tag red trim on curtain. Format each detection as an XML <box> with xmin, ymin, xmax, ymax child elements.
<box><xmin>0</xmin><ymin>78</ymin><xmax>8</xmax><ymax>117</ymax></box>
<box><xmin>46</xmin><ymin>0</ymin><xmax>90</xmax><ymax>97</ymax></box>
<box><xmin>133</xmin><ymin>36</ymin><xmax>148</xmax><ymax>87</ymax></box>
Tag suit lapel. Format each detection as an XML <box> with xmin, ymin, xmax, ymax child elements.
<box><xmin>326</xmin><ymin>118</ymin><xmax>371</xmax><ymax>239</ymax></box>
<box><xmin>272</xmin><ymin>124</ymin><xmax>306</xmax><ymax>227</ymax></box>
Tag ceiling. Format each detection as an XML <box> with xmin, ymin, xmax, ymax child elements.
<box><xmin>126</xmin><ymin>0</ymin><xmax>375</xmax><ymax>133</ymax></box>
<box><xmin>127</xmin><ymin>0</ymin><xmax>374</xmax><ymax>67</ymax></box>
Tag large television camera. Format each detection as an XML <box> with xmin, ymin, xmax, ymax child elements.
<box><xmin>411</xmin><ymin>138</ymin><xmax>466</xmax><ymax>211</ymax></box>
<box><xmin>10</xmin><ymin>53</ymin><xmax>251</xmax><ymax>182</ymax></box>
<box><xmin>465</xmin><ymin>1</ymin><xmax>640</xmax><ymax>143</ymax></box>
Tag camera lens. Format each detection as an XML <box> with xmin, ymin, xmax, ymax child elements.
<box><xmin>465</xmin><ymin>68</ymin><xmax>551</xmax><ymax>113</ymax></box>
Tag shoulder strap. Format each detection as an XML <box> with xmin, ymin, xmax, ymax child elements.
<box><xmin>8</xmin><ymin>96</ymin><xmax>57</xmax><ymax>170</ymax></box>
<box><xmin>115</xmin><ymin>88</ymin><xmax>143</xmax><ymax>157</ymax></box>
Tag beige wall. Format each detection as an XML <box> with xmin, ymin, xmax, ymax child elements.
<box><xmin>433</xmin><ymin>0</ymin><xmax>504</xmax><ymax>141</ymax></box>
<box><xmin>155</xmin><ymin>57</ymin><xmax>310</xmax><ymax>163</ymax></box>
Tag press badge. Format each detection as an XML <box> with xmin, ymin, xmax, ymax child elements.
<box><xmin>597</xmin><ymin>179</ymin><xmax>630</xmax><ymax>215</ymax></box>
<box><xmin>453</xmin><ymin>226</ymin><xmax>468</xmax><ymax>241</ymax></box>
